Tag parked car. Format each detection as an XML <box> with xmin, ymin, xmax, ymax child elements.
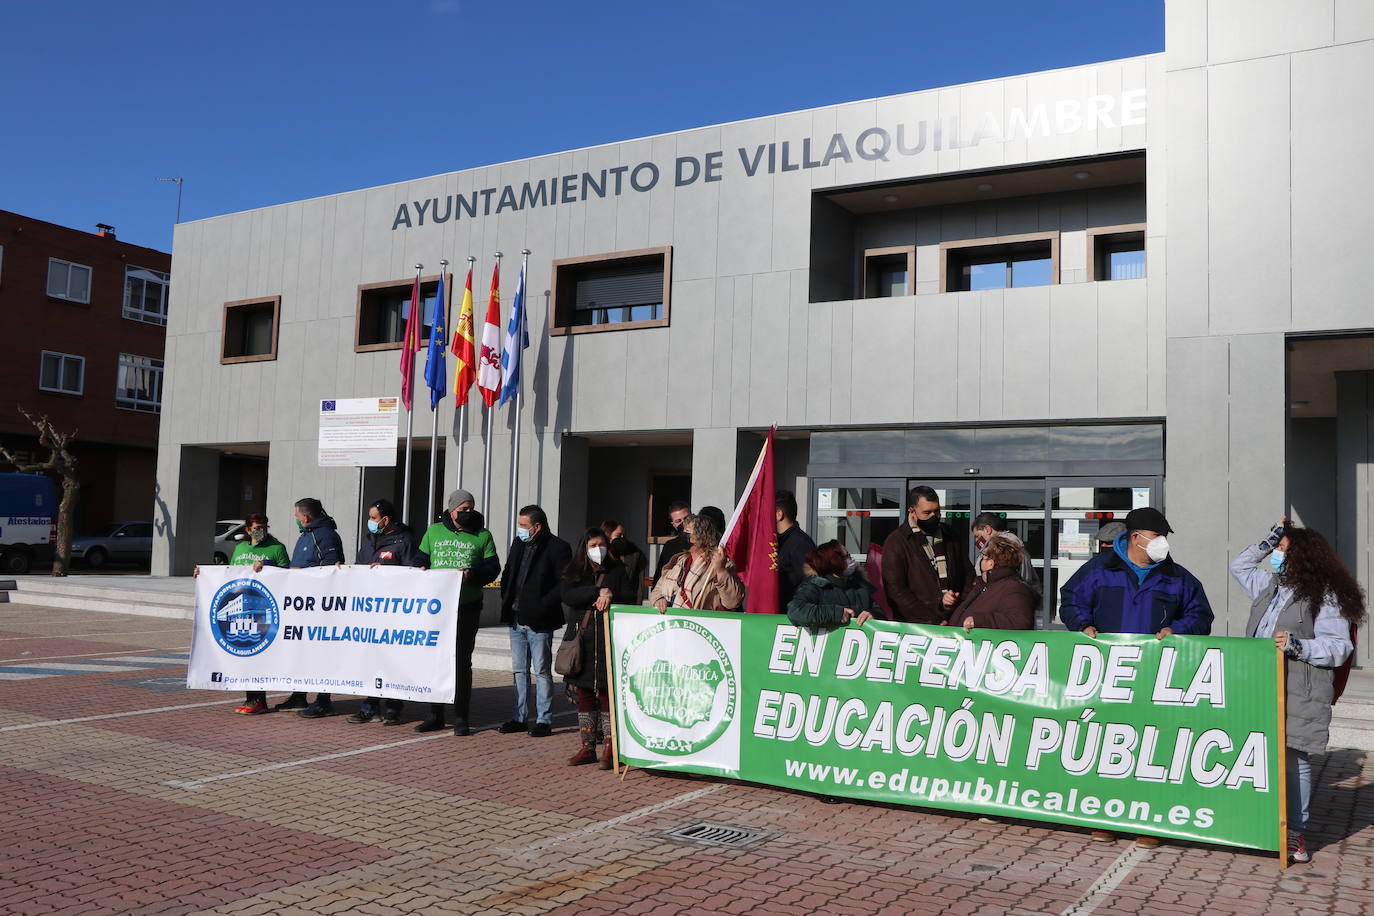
<box><xmin>212</xmin><ymin>519</ymin><xmax>247</xmax><ymax>564</ymax></box>
<box><xmin>0</xmin><ymin>473</ymin><xmax>56</xmax><ymax>575</ymax></box>
<box><xmin>70</xmin><ymin>521</ymin><xmax>154</xmax><ymax>569</ymax></box>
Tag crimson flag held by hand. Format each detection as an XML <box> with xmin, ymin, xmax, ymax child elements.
<box><xmin>722</xmin><ymin>426</ymin><xmax>780</xmax><ymax>613</ymax></box>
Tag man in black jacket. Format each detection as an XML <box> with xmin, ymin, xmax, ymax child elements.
<box><xmin>775</xmin><ymin>489</ymin><xmax>816</xmax><ymax>609</ymax></box>
<box><xmin>499</xmin><ymin>504</ymin><xmax>572</xmax><ymax>737</ymax></box>
<box><xmin>346</xmin><ymin>499</ymin><xmax>421</xmax><ymax>726</ymax></box>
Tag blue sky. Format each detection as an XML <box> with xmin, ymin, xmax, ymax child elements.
<box><xmin>1</xmin><ymin>1</ymin><xmax>1163</xmax><ymax>252</ymax></box>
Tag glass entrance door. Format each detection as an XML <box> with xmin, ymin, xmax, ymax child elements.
<box><xmin>813</xmin><ymin>476</ymin><xmax>1163</xmax><ymax>628</ymax></box>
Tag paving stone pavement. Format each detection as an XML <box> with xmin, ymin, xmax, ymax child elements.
<box><xmin>2</xmin><ymin>603</ymin><xmax>1374</xmax><ymax>915</ymax></box>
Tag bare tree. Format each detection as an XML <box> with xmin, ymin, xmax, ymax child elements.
<box><xmin>0</xmin><ymin>409</ymin><xmax>79</xmax><ymax>576</ymax></box>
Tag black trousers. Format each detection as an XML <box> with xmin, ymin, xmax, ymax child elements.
<box><xmin>360</xmin><ymin>696</ymin><xmax>404</xmax><ymax>716</ymax></box>
<box><xmin>429</xmin><ymin>599</ymin><xmax>483</xmax><ymax>724</ymax></box>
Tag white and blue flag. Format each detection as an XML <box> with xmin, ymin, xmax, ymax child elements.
<box><xmin>498</xmin><ymin>262</ymin><xmax>528</xmax><ymax>408</ymax></box>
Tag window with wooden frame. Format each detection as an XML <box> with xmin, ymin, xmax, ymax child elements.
<box><xmin>550</xmin><ymin>247</ymin><xmax>671</xmax><ymax>335</ymax></box>
<box><xmin>354</xmin><ymin>275</ymin><xmax>447</xmax><ymax>351</ymax></box>
<box><xmin>1088</xmin><ymin>224</ymin><xmax>1146</xmax><ymax>281</ymax></box>
<box><xmin>941</xmin><ymin>232</ymin><xmax>1060</xmax><ymax>292</ymax></box>
<box><xmin>861</xmin><ymin>246</ymin><xmax>915</xmax><ymax>298</ymax></box>
<box><xmin>221</xmin><ymin>296</ymin><xmax>280</xmax><ymax>364</ymax></box>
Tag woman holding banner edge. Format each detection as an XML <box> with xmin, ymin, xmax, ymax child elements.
<box><xmin>1231</xmin><ymin>517</ymin><xmax>1365</xmax><ymax>864</ymax></box>
<box><xmin>560</xmin><ymin>527</ymin><xmax>636</xmax><ymax>768</ymax></box>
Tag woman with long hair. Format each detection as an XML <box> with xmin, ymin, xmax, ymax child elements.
<box><xmin>559</xmin><ymin>527</ymin><xmax>636</xmax><ymax>768</ymax></box>
<box><xmin>648</xmin><ymin>513</ymin><xmax>745</xmax><ymax>613</ymax></box>
<box><xmin>1231</xmin><ymin>517</ymin><xmax>1366</xmax><ymax>864</ymax></box>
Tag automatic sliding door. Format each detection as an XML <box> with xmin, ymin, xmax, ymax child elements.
<box><xmin>1048</xmin><ymin>479</ymin><xmax>1161</xmax><ymax>627</ymax></box>
<box><xmin>812</xmin><ymin>480</ymin><xmax>903</xmax><ymax>557</ymax></box>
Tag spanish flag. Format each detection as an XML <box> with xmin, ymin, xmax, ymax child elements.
<box><xmin>450</xmin><ymin>265</ymin><xmax>476</xmax><ymax>405</ymax></box>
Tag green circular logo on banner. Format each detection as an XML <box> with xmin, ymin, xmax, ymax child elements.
<box><xmin>619</xmin><ymin>618</ymin><xmax>737</xmax><ymax>756</ymax></box>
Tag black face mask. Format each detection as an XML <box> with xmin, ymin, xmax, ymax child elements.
<box><xmin>455</xmin><ymin>510</ymin><xmax>480</xmax><ymax>531</ymax></box>
<box><xmin>916</xmin><ymin>515</ymin><xmax>941</xmax><ymax>535</ymax></box>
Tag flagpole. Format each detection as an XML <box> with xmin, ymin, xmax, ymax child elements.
<box><xmin>401</xmin><ymin>262</ymin><xmax>422</xmax><ymax>527</ymax></box>
<box><xmin>507</xmin><ymin>249</ymin><xmax>529</xmax><ymax>540</ymax></box>
<box><xmin>455</xmin><ymin>254</ymin><xmax>475</xmax><ymax>492</ymax></box>
<box><xmin>481</xmin><ymin>251</ymin><xmax>503</xmax><ymax>509</ymax></box>
<box><xmin>426</xmin><ymin>258</ymin><xmax>449</xmax><ymax>526</ymax></box>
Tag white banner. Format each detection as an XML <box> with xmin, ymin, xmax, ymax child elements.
<box><xmin>188</xmin><ymin>565</ymin><xmax>463</xmax><ymax>703</ymax></box>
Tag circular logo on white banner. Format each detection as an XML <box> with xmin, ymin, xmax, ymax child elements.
<box><xmin>209</xmin><ymin>578</ymin><xmax>280</xmax><ymax>657</ymax></box>
<box><xmin>619</xmin><ymin>617</ymin><xmax>737</xmax><ymax>756</ymax></box>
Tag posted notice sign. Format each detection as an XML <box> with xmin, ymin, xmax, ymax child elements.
<box><xmin>318</xmin><ymin>397</ymin><xmax>399</xmax><ymax>467</ymax></box>
<box><xmin>607</xmin><ymin>607</ymin><xmax>1284</xmax><ymax>852</ymax></box>
<box><xmin>188</xmin><ymin>565</ymin><xmax>463</xmax><ymax>703</ymax></box>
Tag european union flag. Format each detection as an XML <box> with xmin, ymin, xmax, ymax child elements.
<box><xmin>424</xmin><ymin>271</ymin><xmax>448</xmax><ymax>410</ymax></box>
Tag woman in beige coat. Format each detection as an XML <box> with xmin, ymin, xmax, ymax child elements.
<box><xmin>649</xmin><ymin>513</ymin><xmax>745</xmax><ymax>612</ymax></box>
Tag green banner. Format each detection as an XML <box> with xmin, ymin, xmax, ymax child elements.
<box><xmin>607</xmin><ymin>607</ymin><xmax>1282</xmax><ymax>851</ymax></box>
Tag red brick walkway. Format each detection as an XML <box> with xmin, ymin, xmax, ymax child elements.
<box><xmin>1</xmin><ymin>604</ymin><xmax>1371</xmax><ymax>915</ymax></box>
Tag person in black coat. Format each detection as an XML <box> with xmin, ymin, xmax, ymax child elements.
<box><xmin>499</xmin><ymin>504</ymin><xmax>572</xmax><ymax>737</ymax></box>
<box><xmin>601</xmin><ymin>519</ymin><xmax>647</xmax><ymax>602</ymax></box>
<box><xmin>560</xmin><ymin>528</ymin><xmax>637</xmax><ymax>768</ymax></box>
<box><xmin>346</xmin><ymin>499</ymin><xmax>421</xmax><ymax>726</ymax></box>
<box><xmin>652</xmin><ymin>499</ymin><xmax>692</xmax><ymax>584</ymax></box>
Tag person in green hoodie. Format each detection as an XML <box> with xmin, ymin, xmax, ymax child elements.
<box><xmin>414</xmin><ymin>489</ymin><xmax>501</xmax><ymax>735</ymax></box>
<box><xmin>193</xmin><ymin>513</ymin><xmax>290</xmax><ymax>715</ymax></box>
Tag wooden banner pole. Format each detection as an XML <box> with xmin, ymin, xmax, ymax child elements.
<box><xmin>603</xmin><ymin>608</ymin><xmax>623</xmax><ymax>778</ymax></box>
<box><xmin>1277</xmin><ymin>647</ymin><xmax>1289</xmax><ymax>870</ymax></box>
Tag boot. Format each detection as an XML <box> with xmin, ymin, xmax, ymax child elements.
<box><xmin>599</xmin><ymin>740</ymin><xmax>615</xmax><ymax>770</ymax></box>
<box><xmin>567</xmin><ymin>712</ymin><xmax>598</xmax><ymax>766</ymax></box>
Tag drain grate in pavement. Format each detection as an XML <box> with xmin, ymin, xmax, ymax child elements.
<box><xmin>665</xmin><ymin>822</ymin><xmax>771</xmax><ymax>849</ymax></box>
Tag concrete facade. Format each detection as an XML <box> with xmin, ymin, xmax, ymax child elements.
<box><xmin>154</xmin><ymin>1</ymin><xmax>1374</xmax><ymax>660</ymax></box>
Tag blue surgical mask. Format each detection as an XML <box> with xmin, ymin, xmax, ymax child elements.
<box><xmin>367</xmin><ymin>520</ymin><xmax>381</xmax><ymax>535</ymax></box>
<box><xmin>516</xmin><ymin>526</ymin><xmax>532</xmax><ymax>542</ymax></box>
<box><xmin>1270</xmin><ymin>550</ymin><xmax>1287</xmax><ymax>574</ymax></box>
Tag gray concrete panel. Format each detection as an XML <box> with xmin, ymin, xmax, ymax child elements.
<box><xmin>1206</xmin><ymin>56</ymin><xmax>1291</xmax><ymax>334</ymax></box>
<box><xmin>1336</xmin><ymin>0</ymin><xmax>1374</xmax><ymax>41</ymax></box>
<box><xmin>1291</xmin><ymin>42</ymin><xmax>1374</xmax><ymax>331</ymax></box>
<box><xmin>1207</xmin><ymin>0</ymin><xmax>1335</xmax><ymax>64</ymax></box>
<box><xmin>1094</xmin><ymin>279</ymin><xmax>1150</xmax><ymax>417</ymax></box>
<box><xmin>692</xmin><ymin>428</ymin><xmax>739</xmax><ymax>514</ymax></box>
<box><xmin>849</xmin><ymin>297</ymin><xmax>915</xmax><ymax>426</ymax></box>
<box><xmin>1047</xmin><ymin>282</ymin><xmax>1100</xmax><ymax>418</ymax></box>
<box><xmin>1164</xmin><ymin>335</ymin><xmax>1232</xmax><ymax>633</ymax></box>
<box><xmin>1000</xmin><ymin>286</ymin><xmax>1052</xmax><ymax>420</ymax></box>
<box><xmin>1163</xmin><ymin>68</ymin><xmax>1209</xmax><ymax>339</ymax></box>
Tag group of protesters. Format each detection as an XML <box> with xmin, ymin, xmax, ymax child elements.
<box><xmin>197</xmin><ymin>483</ymin><xmax>1365</xmax><ymax>865</ymax></box>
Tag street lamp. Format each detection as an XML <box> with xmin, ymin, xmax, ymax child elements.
<box><xmin>155</xmin><ymin>176</ymin><xmax>184</xmax><ymax>224</ymax></box>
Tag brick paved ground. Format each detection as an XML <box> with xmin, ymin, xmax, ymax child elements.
<box><xmin>2</xmin><ymin>603</ymin><xmax>1373</xmax><ymax>916</ymax></box>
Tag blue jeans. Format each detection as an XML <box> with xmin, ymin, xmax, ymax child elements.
<box><xmin>509</xmin><ymin>624</ymin><xmax>553</xmax><ymax>725</ymax></box>
<box><xmin>1288</xmin><ymin>748</ymin><xmax>1312</xmax><ymax>834</ymax></box>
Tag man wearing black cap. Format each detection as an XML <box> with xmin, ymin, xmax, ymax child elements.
<box><xmin>1058</xmin><ymin>506</ymin><xmax>1213</xmax><ymax>847</ymax></box>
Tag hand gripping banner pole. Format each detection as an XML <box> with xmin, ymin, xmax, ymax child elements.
<box><xmin>604</xmin><ymin>608</ymin><xmax>623</xmax><ymax>778</ymax></box>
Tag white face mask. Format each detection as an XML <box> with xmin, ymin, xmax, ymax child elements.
<box><xmin>1141</xmin><ymin>534</ymin><xmax>1170</xmax><ymax>563</ymax></box>
<box><xmin>587</xmin><ymin>546</ymin><xmax>607</xmax><ymax>565</ymax></box>
<box><xmin>844</xmin><ymin>556</ymin><xmax>859</xmax><ymax>575</ymax></box>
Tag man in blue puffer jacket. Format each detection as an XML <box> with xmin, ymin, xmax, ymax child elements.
<box><xmin>1059</xmin><ymin>507</ymin><xmax>1213</xmax><ymax>639</ymax></box>
<box><xmin>1058</xmin><ymin>506</ymin><xmax>1213</xmax><ymax>849</ymax></box>
<box><xmin>275</xmin><ymin>497</ymin><xmax>346</xmax><ymax>718</ymax></box>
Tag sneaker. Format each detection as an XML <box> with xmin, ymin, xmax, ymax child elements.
<box><xmin>1288</xmin><ymin>832</ymin><xmax>1310</xmax><ymax>863</ymax></box>
<box><xmin>273</xmin><ymin>693</ymin><xmax>309</xmax><ymax>712</ymax></box>
<box><xmin>234</xmin><ymin>699</ymin><xmax>269</xmax><ymax>715</ymax></box>
<box><xmin>1135</xmin><ymin>835</ymin><xmax>1163</xmax><ymax>849</ymax></box>
<box><xmin>345</xmin><ymin>710</ymin><xmax>376</xmax><ymax>724</ymax></box>
<box><xmin>381</xmin><ymin>715</ymin><xmax>403</xmax><ymax>726</ymax></box>
<box><xmin>567</xmin><ymin>746</ymin><xmax>598</xmax><ymax>766</ymax></box>
<box><xmin>413</xmin><ymin>718</ymin><xmax>445</xmax><ymax>733</ymax></box>
<box><xmin>1090</xmin><ymin>830</ymin><xmax>1115</xmax><ymax>843</ymax></box>
<box><xmin>529</xmin><ymin>722</ymin><xmax>552</xmax><ymax>738</ymax></box>
<box><xmin>296</xmin><ymin>702</ymin><xmax>333</xmax><ymax>719</ymax></box>
<box><xmin>498</xmin><ymin>720</ymin><xmax>528</xmax><ymax>734</ymax></box>
<box><xmin>452</xmin><ymin>721</ymin><xmax>471</xmax><ymax>737</ymax></box>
